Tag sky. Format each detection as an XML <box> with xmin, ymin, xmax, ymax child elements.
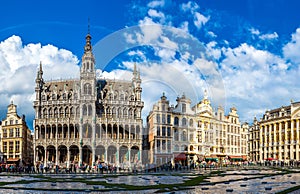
<box><xmin>1</xmin><ymin>0</ymin><xmax>300</xmax><ymax>130</ymax></box>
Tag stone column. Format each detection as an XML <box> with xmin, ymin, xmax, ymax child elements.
<box><xmin>291</xmin><ymin>120</ymin><xmax>294</xmax><ymax>160</ymax></box>
<box><xmin>128</xmin><ymin>148</ymin><xmax>131</xmax><ymax>168</ymax></box>
<box><xmin>116</xmin><ymin>146</ymin><xmax>120</xmax><ymax>167</ymax></box>
<box><xmin>50</xmin><ymin>125</ymin><xmax>53</xmax><ymax>139</ymax></box>
<box><xmin>67</xmin><ymin>124</ymin><xmax>70</xmax><ymax>139</ymax></box>
<box><xmin>279</xmin><ymin>122</ymin><xmax>282</xmax><ymax>160</ymax></box>
<box><xmin>274</xmin><ymin>123</ymin><xmax>277</xmax><ymax>159</ymax></box>
<box><xmin>44</xmin><ymin>147</ymin><xmax>47</xmax><ymax>167</ymax></box>
<box><xmin>105</xmin><ymin>146</ymin><xmax>108</xmax><ymax>163</ymax></box>
<box><xmin>79</xmin><ymin>146</ymin><xmax>82</xmax><ymax>166</ymax></box>
<box><xmin>296</xmin><ymin>120</ymin><xmax>299</xmax><ymax>160</ymax></box>
<box><xmin>92</xmin><ymin>146</ymin><xmax>95</xmax><ymax>167</ymax></box>
<box><xmin>55</xmin><ymin>146</ymin><xmax>58</xmax><ymax>165</ymax></box>
<box><xmin>269</xmin><ymin>124</ymin><xmax>272</xmax><ymax>158</ymax></box>
<box><xmin>264</xmin><ymin>125</ymin><xmax>267</xmax><ymax>160</ymax></box>
<box><xmin>67</xmin><ymin>147</ymin><xmax>70</xmax><ymax>169</ymax></box>
<box><xmin>105</xmin><ymin>123</ymin><xmax>108</xmax><ymax>140</ymax></box>
<box><xmin>284</xmin><ymin>121</ymin><xmax>288</xmax><ymax>163</ymax></box>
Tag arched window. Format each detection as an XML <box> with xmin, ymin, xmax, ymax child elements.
<box><xmin>174</xmin><ymin>117</ymin><xmax>179</xmax><ymax>126</ymax></box>
<box><xmin>83</xmin><ymin>105</ymin><xmax>87</xmax><ymax>116</ymax></box>
<box><xmin>86</xmin><ymin>62</ymin><xmax>90</xmax><ymax>71</ymax></box>
<box><xmin>83</xmin><ymin>83</ymin><xmax>92</xmax><ymax>95</ymax></box>
<box><xmin>54</xmin><ymin>108</ymin><xmax>58</xmax><ymax>118</ymax></box>
<box><xmin>182</xmin><ymin>131</ymin><xmax>187</xmax><ymax>141</ymax></box>
<box><xmin>123</xmin><ymin>108</ymin><xmax>127</xmax><ymax>117</ymax></box>
<box><xmin>59</xmin><ymin>107</ymin><xmax>64</xmax><ymax>117</ymax></box>
<box><xmin>189</xmin><ymin>119</ymin><xmax>193</xmax><ymax>127</ymax></box>
<box><xmin>182</xmin><ymin>118</ymin><xmax>187</xmax><ymax>126</ymax></box>
<box><xmin>120</xmin><ymin>93</ymin><xmax>124</xmax><ymax>101</ymax></box>
<box><xmin>43</xmin><ymin>108</ymin><xmax>47</xmax><ymax>118</ymax></box>
<box><xmin>174</xmin><ymin>145</ymin><xmax>179</xmax><ymax>151</ymax></box>
<box><xmin>88</xmin><ymin>105</ymin><xmax>92</xmax><ymax>116</ymax></box>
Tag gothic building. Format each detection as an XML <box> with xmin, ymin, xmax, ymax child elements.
<box><xmin>147</xmin><ymin>92</ymin><xmax>248</xmax><ymax>166</ymax></box>
<box><xmin>33</xmin><ymin>32</ymin><xmax>144</xmax><ymax>168</ymax></box>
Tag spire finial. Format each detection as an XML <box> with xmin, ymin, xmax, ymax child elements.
<box><xmin>84</xmin><ymin>18</ymin><xmax>92</xmax><ymax>52</ymax></box>
<box><xmin>204</xmin><ymin>89</ymin><xmax>208</xmax><ymax>99</ymax></box>
<box><xmin>88</xmin><ymin>17</ymin><xmax>90</xmax><ymax>35</ymax></box>
<box><xmin>39</xmin><ymin>61</ymin><xmax>42</xmax><ymax>71</ymax></box>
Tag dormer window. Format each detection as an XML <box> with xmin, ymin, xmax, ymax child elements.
<box><xmin>182</xmin><ymin>103</ymin><xmax>186</xmax><ymax>113</ymax></box>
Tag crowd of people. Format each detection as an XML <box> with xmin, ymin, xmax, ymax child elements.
<box><xmin>1</xmin><ymin>159</ymin><xmax>300</xmax><ymax>174</ymax></box>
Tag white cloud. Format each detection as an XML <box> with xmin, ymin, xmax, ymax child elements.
<box><xmin>138</xmin><ymin>17</ymin><xmax>163</xmax><ymax>44</ymax></box>
<box><xmin>259</xmin><ymin>32</ymin><xmax>278</xmax><ymax>40</ymax></box>
<box><xmin>283</xmin><ymin>28</ymin><xmax>300</xmax><ymax>64</ymax></box>
<box><xmin>219</xmin><ymin>42</ymin><xmax>299</xmax><ymax>122</ymax></box>
<box><xmin>180</xmin><ymin>1</ymin><xmax>199</xmax><ymax>13</ymax></box>
<box><xmin>147</xmin><ymin>0</ymin><xmax>165</xmax><ymax>8</ymax></box>
<box><xmin>207</xmin><ymin>31</ymin><xmax>217</xmax><ymax>38</ymax></box>
<box><xmin>179</xmin><ymin>21</ymin><xmax>189</xmax><ymax>33</ymax></box>
<box><xmin>0</xmin><ymin>35</ymin><xmax>79</xmax><ymax>128</ymax></box>
<box><xmin>148</xmin><ymin>9</ymin><xmax>165</xmax><ymax>19</ymax></box>
<box><xmin>206</xmin><ymin>41</ymin><xmax>221</xmax><ymax>60</ymax></box>
<box><xmin>180</xmin><ymin>1</ymin><xmax>209</xmax><ymax>29</ymax></box>
<box><xmin>194</xmin><ymin>12</ymin><xmax>209</xmax><ymax>29</ymax></box>
<box><xmin>250</xmin><ymin>28</ymin><xmax>260</xmax><ymax>35</ymax></box>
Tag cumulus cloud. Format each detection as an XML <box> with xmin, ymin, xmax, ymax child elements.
<box><xmin>219</xmin><ymin>42</ymin><xmax>298</xmax><ymax>121</ymax></box>
<box><xmin>0</xmin><ymin>35</ymin><xmax>79</xmax><ymax>128</ymax></box>
<box><xmin>283</xmin><ymin>28</ymin><xmax>300</xmax><ymax>64</ymax></box>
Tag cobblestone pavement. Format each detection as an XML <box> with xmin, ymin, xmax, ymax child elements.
<box><xmin>0</xmin><ymin>166</ymin><xmax>299</xmax><ymax>193</ymax></box>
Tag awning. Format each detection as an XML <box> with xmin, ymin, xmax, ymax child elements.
<box><xmin>266</xmin><ymin>158</ymin><xmax>275</xmax><ymax>161</ymax></box>
<box><xmin>229</xmin><ymin>156</ymin><xmax>243</xmax><ymax>160</ymax></box>
<box><xmin>7</xmin><ymin>158</ymin><xmax>20</xmax><ymax>162</ymax></box>
<box><xmin>174</xmin><ymin>153</ymin><xmax>186</xmax><ymax>160</ymax></box>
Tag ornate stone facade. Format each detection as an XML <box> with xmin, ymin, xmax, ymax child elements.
<box><xmin>147</xmin><ymin>92</ymin><xmax>248</xmax><ymax>166</ymax></box>
<box><xmin>33</xmin><ymin>32</ymin><xmax>144</xmax><ymax>169</ymax></box>
<box><xmin>0</xmin><ymin>102</ymin><xmax>33</xmax><ymax>164</ymax></box>
<box><xmin>249</xmin><ymin>101</ymin><xmax>300</xmax><ymax>163</ymax></box>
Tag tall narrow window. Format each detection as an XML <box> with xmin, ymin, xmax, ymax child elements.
<box><xmin>167</xmin><ymin>115</ymin><xmax>171</xmax><ymax>124</ymax></box>
<box><xmin>157</xmin><ymin>126</ymin><xmax>161</xmax><ymax>136</ymax></box>
<box><xmin>9</xmin><ymin>141</ymin><xmax>13</xmax><ymax>153</ymax></box>
<box><xmin>15</xmin><ymin>141</ymin><xmax>20</xmax><ymax>153</ymax></box>
<box><xmin>3</xmin><ymin>142</ymin><xmax>7</xmax><ymax>152</ymax></box>
<box><xmin>16</xmin><ymin>128</ymin><xmax>20</xmax><ymax>137</ymax></box>
<box><xmin>156</xmin><ymin>114</ymin><xmax>160</xmax><ymax>124</ymax></box>
<box><xmin>162</xmin><ymin>127</ymin><xmax>166</xmax><ymax>136</ymax></box>
<box><xmin>84</xmin><ymin>83</ymin><xmax>92</xmax><ymax>95</ymax></box>
<box><xmin>9</xmin><ymin>129</ymin><xmax>14</xmax><ymax>137</ymax></box>
<box><xmin>174</xmin><ymin>117</ymin><xmax>179</xmax><ymax>126</ymax></box>
<box><xmin>182</xmin><ymin>103</ymin><xmax>186</xmax><ymax>113</ymax></box>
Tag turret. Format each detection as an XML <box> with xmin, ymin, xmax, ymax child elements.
<box><xmin>132</xmin><ymin>63</ymin><xmax>142</xmax><ymax>101</ymax></box>
<box><xmin>34</xmin><ymin>61</ymin><xmax>44</xmax><ymax>118</ymax></box>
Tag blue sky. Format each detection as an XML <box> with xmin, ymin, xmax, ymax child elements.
<box><xmin>1</xmin><ymin>0</ymin><xmax>300</xmax><ymax>130</ymax></box>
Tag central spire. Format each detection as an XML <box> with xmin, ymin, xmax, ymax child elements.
<box><xmin>84</xmin><ymin>18</ymin><xmax>92</xmax><ymax>52</ymax></box>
